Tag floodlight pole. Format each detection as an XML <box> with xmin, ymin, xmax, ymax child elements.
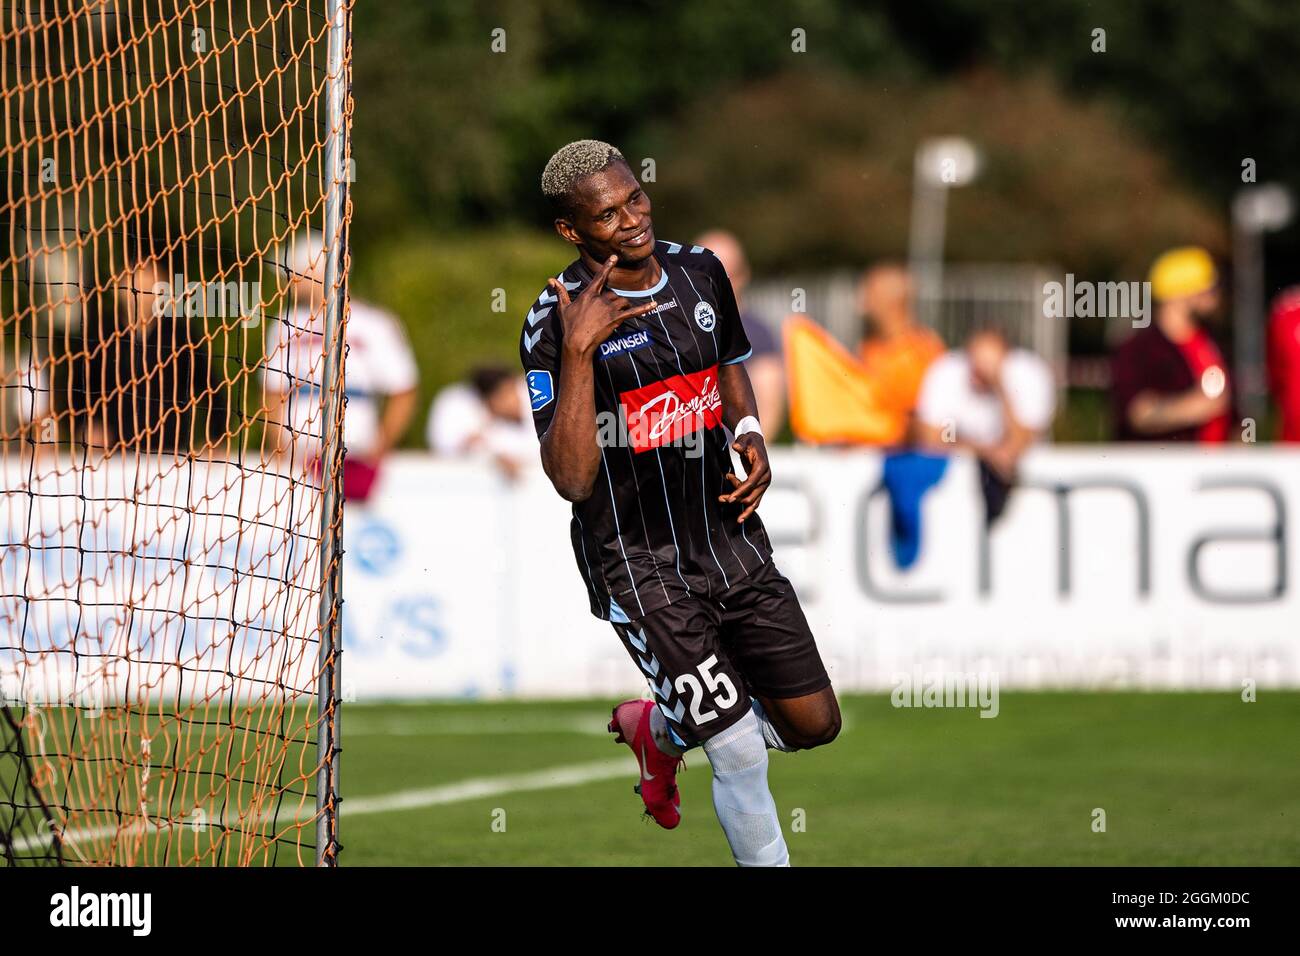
<box><xmin>908</xmin><ymin>138</ymin><xmax>979</xmax><ymax>330</ymax></box>
<box><xmin>1231</xmin><ymin>184</ymin><xmax>1294</xmax><ymax>427</ymax></box>
<box><xmin>908</xmin><ymin>174</ymin><xmax>948</xmax><ymax>330</ymax></box>
<box><xmin>315</xmin><ymin>0</ymin><xmax>350</xmax><ymax>868</ymax></box>
<box><xmin>1233</xmin><ymin>218</ymin><xmax>1265</xmax><ymax>425</ymax></box>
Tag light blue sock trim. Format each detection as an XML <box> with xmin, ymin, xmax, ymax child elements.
<box><xmin>750</xmin><ymin>698</ymin><xmax>797</xmax><ymax>752</ymax></box>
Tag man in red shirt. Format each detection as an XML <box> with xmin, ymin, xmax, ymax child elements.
<box><xmin>1112</xmin><ymin>246</ymin><xmax>1232</xmax><ymax>443</ymax></box>
<box><xmin>1267</xmin><ymin>287</ymin><xmax>1300</xmax><ymax>442</ymax></box>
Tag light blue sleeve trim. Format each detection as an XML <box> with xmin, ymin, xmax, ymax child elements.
<box><xmin>722</xmin><ymin>348</ymin><xmax>753</xmax><ymax>365</ymax></box>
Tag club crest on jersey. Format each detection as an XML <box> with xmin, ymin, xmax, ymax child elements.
<box><xmin>693</xmin><ymin>300</ymin><xmax>717</xmax><ymax>332</ymax></box>
<box><xmin>598</xmin><ymin>328</ymin><xmax>653</xmax><ymax>360</ymax></box>
<box><xmin>526</xmin><ymin>369</ymin><xmax>553</xmax><ymax>411</ymax></box>
<box><xmin>618</xmin><ymin>365</ymin><xmax>723</xmax><ymax>453</ymax></box>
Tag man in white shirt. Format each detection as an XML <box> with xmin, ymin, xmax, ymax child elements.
<box><xmin>262</xmin><ymin>230</ymin><xmax>419</xmax><ymax>501</ymax></box>
<box><xmin>916</xmin><ymin>325</ymin><xmax>1056</xmax><ymax>485</ymax></box>
<box><xmin>426</xmin><ymin>365</ymin><xmax>535</xmax><ymax>480</ymax></box>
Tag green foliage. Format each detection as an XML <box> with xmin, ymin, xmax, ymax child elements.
<box><xmin>350</xmin><ymin>229</ymin><xmax>568</xmax><ymax>446</ymax></box>
<box><xmin>348</xmin><ymin>0</ymin><xmax>1300</xmax><ymax>259</ymax></box>
<box><xmin>341</xmin><ymin>0</ymin><xmax>1300</xmax><ymax>447</ymax></box>
<box><xmin>897</xmin><ymin>0</ymin><xmax>1300</xmax><ymax>199</ymax></box>
<box><xmin>641</xmin><ymin>70</ymin><xmax>1226</xmax><ymax>278</ymax></box>
<box><xmin>1055</xmin><ymin>388</ymin><xmax>1112</xmax><ymax>443</ymax></box>
<box><xmin>347</xmin><ymin>0</ymin><xmax>908</xmax><ymax>245</ymax></box>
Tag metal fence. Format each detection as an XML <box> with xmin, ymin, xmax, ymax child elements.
<box><xmin>746</xmin><ymin>263</ymin><xmax>1064</xmax><ymax>379</ymax></box>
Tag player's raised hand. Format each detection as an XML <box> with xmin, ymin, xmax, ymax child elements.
<box><xmin>719</xmin><ymin>432</ymin><xmax>771</xmax><ymax>522</ymax></box>
<box><xmin>551</xmin><ymin>255</ymin><xmax>658</xmax><ymax>359</ymax></box>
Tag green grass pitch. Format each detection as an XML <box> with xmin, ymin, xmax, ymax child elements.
<box><xmin>338</xmin><ymin>691</ymin><xmax>1300</xmax><ymax>866</ymax></box>
<box><xmin>3</xmin><ymin>691</ymin><xmax>1295</xmax><ymax>865</ymax></box>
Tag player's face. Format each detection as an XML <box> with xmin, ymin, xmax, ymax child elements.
<box><xmin>560</xmin><ymin>162</ymin><xmax>655</xmax><ymax>266</ymax></box>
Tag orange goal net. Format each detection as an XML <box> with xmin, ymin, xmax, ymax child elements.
<box><xmin>0</xmin><ymin>0</ymin><xmax>352</xmax><ymax>866</ymax></box>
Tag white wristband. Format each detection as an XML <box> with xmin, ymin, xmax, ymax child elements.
<box><xmin>734</xmin><ymin>415</ymin><xmax>763</xmax><ymax>440</ymax></box>
<box><xmin>728</xmin><ymin>416</ymin><xmax>763</xmax><ymax>481</ymax></box>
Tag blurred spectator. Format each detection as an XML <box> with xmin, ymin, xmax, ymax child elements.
<box><xmin>1267</xmin><ymin>287</ymin><xmax>1300</xmax><ymax>442</ymax></box>
<box><xmin>262</xmin><ymin>229</ymin><xmax>418</xmax><ymax>502</ymax></box>
<box><xmin>73</xmin><ymin>253</ymin><xmax>228</xmax><ymax>456</ymax></box>
<box><xmin>0</xmin><ymin>345</ymin><xmax>50</xmax><ymax>460</ymax></box>
<box><xmin>1111</xmin><ymin>246</ymin><xmax>1231</xmax><ymax>443</ymax></box>
<box><xmin>856</xmin><ymin>262</ymin><xmax>944</xmax><ymax>439</ymax></box>
<box><xmin>427</xmin><ymin>365</ymin><xmax>534</xmax><ymax>480</ymax></box>
<box><xmin>916</xmin><ymin>324</ymin><xmax>1056</xmax><ymax>522</ymax></box>
<box><xmin>693</xmin><ymin>229</ymin><xmax>786</xmax><ymax>434</ymax></box>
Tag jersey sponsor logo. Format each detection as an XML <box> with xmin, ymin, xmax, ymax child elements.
<box><xmin>526</xmin><ymin>369</ymin><xmax>554</xmax><ymax>411</ymax></box>
<box><xmin>618</xmin><ymin>365</ymin><xmax>723</xmax><ymax>453</ymax></box>
<box><xmin>693</xmin><ymin>300</ymin><xmax>716</xmax><ymax>332</ymax></box>
<box><xmin>598</xmin><ymin>328</ymin><xmax>653</xmax><ymax>360</ymax></box>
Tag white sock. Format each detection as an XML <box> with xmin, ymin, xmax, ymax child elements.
<box><xmin>750</xmin><ymin>698</ymin><xmax>797</xmax><ymax>752</ymax></box>
<box><xmin>648</xmin><ymin>703</ymin><xmax>687</xmax><ymax>757</ymax></box>
<box><xmin>702</xmin><ymin>709</ymin><xmax>790</xmax><ymax>867</ymax></box>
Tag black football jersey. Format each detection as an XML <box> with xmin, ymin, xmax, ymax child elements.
<box><xmin>519</xmin><ymin>240</ymin><xmax>772</xmax><ymax>621</ymax></box>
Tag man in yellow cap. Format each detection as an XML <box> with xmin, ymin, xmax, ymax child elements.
<box><xmin>1111</xmin><ymin>246</ymin><xmax>1232</xmax><ymax>442</ymax></box>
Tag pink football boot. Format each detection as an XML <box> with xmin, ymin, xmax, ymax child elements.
<box><xmin>608</xmin><ymin>699</ymin><xmax>684</xmax><ymax>829</ymax></box>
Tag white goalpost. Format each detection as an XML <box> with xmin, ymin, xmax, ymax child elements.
<box><xmin>0</xmin><ymin>0</ymin><xmax>353</xmax><ymax>867</ymax></box>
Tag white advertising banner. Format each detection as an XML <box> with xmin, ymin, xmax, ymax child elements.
<box><xmin>340</xmin><ymin>447</ymin><xmax>1300</xmax><ymax>699</ymax></box>
<box><xmin>0</xmin><ymin>456</ymin><xmax>323</xmax><ymax>704</ymax></box>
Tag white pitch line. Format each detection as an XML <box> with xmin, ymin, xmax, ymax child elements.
<box><xmin>341</xmin><ymin>757</ymin><xmax>634</xmax><ymax>815</ymax></box>
<box><xmin>343</xmin><ymin>716</ymin><xmax>610</xmax><ymax>737</ymax></box>
<box><xmin>8</xmin><ymin>757</ymin><xmax>636</xmax><ymax>855</ymax></box>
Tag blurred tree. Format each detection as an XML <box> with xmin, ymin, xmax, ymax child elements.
<box><xmin>340</xmin><ymin>0</ymin><xmax>1299</xmax><ymax>445</ymax></box>
<box><xmin>349</xmin><ymin>229</ymin><xmax>568</xmax><ymax>443</ymax></box>
<box><xmin>348</xmin><ymin>0</ymin><xmax>906</xmax><ymax>244</ymax></box>
<box><xmin>348</xmin><ymin>0</ymin><xmax>1300</xmax><ymax>254</ymax></box>
<box><xmin>641</xmin><ymin>70</ymin><xmax>1226</xmax><ymax>279</ymax></box>
<box><xmin>881</xmin><ymin>0</ymin><xmax>1300</xmax><ymax>289</ymax></box>
<box><xmin>883</xmin><ymin>0</ymin><xmax>1300</xmax><ymax>205</ymax></box>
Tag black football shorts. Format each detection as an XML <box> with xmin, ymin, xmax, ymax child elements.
<box><xmin>610</xmin><ymin>559</ymin><xmax>831</xmax><ymax>747</ymax></box>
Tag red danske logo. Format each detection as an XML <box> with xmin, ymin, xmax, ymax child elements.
<box><xmin>619</xmin><ymin>365</ymin><xmax>723</xmax><ymax>452</ymax></box>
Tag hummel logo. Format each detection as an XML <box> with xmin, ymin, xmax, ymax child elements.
<box><xmin>639</xmin><ymin>741</ymin><xmax>656</xmax><ymax>781</ymax></box>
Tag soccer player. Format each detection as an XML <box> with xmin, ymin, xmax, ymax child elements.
<box><xmin>519</xmin><ymin>140</ymin><xmax>839</xmax><ymax>867</ymax></box>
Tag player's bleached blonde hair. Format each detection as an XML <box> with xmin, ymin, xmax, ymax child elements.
<box><xmin>541</xmin><ymin>139</ymin><xmax>626</xmax><ymax>214</ymax></box>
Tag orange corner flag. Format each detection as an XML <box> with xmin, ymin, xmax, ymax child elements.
<box><xmin>783</xmin><ymin>315</ymin><xmax>907</xmax><ymax>445</ymax></box>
